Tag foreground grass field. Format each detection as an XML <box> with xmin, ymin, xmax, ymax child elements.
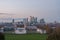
<box><xmin>5</xmin><ymin>34</ymin><xmax>47</xmax><ymax>40</ymax></box>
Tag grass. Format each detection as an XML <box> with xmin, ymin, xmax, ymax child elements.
<box><xmin>5</xmin><ymin>33</ymin><xmax>47</xmax><ymax>40</ymax></box>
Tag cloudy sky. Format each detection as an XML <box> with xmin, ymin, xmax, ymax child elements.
<box><xmin>0</xmin><ymin>0</ymin><xmax>60</xmax><ymax>22</ymax></box>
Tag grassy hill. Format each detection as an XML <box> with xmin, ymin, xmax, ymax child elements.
<box><xmin>5</xmin><ymin>33</ymin><xmax>47</xmax><ymax>40</ymax></box>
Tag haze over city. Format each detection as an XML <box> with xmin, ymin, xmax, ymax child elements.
<box><xmin>0</xmin><ymin>0</ymin><xmax>60</xmax><ymax>22</ymax></box>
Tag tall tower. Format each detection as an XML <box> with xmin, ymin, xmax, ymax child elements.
<box><xmin>30</xmin><ymin>16</ymin><xmax>37</xmax><ymax>25</ymax></box>
<box><xmin>12</xmin><ymin>19</ymin><xmax>16</xmax><ymax>27</ymax></box>
<box><xmin>23</xmin><ymin>18</ymin><xmax>28</xmax><ymax>28</ymax></box>
<box><xmin>40</xmin><ymin>19</ymin><xmax>45</xmax><ymax>24</ymax></box>
<box><xmin>40</xmin><ymin>19</ymin><xmax>45</xmax><ymax>25</ymax></box>
<box><xmin>12</xmin><ymin>19</ymin><xmax>14</xmax><ymax>23</ymax></box>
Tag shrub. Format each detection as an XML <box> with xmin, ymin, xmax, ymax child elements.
<box><xmin>47</xmin><ymin>27</ymin><xmax>60</xmax><ymax>40</ymax></box>
<box><xmin>0</xmin><ymin>32</ymin><xmax>4</xmax><ymax>40</ymax></box>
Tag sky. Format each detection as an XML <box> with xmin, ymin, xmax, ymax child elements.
<box><xmin>0</xmin><ymin>0</ymin><xmax>60</xmax><ymax>22</ymax></box>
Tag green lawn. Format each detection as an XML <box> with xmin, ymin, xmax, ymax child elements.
<box><xmin>5</xmin><ymin>33</ymin><xmax>47</xmax><ymax>40</ymax></box>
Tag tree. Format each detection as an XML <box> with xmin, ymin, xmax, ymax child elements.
<box><xmin>45</xmin><ymin>24</ymin><xmax>53</xmax><ymax>34</ymax></box>
<box><xmin>47</xmin><ymin>26</ymin><xmax>60</xmax><ymax>40</ymax></box>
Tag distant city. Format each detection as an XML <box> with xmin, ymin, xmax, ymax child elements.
<box><xmin>0</xmin><ymin>16</ymin><xmax>59</xmax><ymax>23</ymax></box>
<box><xmin>0</xmin><ymin>16</ymin><xmax>60</xmax><ymax>34</ymax></box>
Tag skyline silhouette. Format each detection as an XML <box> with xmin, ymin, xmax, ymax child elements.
<box><xmin>0</xmin><ymin>0</ymin><xmax>60</xmax><ymax>22</ymax></box>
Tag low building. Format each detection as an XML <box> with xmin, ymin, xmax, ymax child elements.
<box><xmin>26</xmin><ymin>26</ymin><xmax>37</xmax><ymax>33</ymax></box>
<box><xmin>37</xmin><ymin>28</ymin><xmax>46</xmax><ymax>34</ymax></box>
<box><xmin>37</xmin><ymin>24</ymin><xmax>46</xmax><ymax>34</ymax></box>
<box><xmin>0</xmin><ymin>25</ymin><xmax>4</xmax><ymax>33</ymax></box>
<box><xmin>14</xmin><ymin>28</ymin><xmax>26</xmax><ymax>34</ymax></box>
<box><xmin>4</xmin><ymin>26</ymin><xmax>14</xmax><ymax>33</ymax></box>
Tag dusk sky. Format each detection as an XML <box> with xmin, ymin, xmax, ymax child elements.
<box><xmin>0</xmin><ymin>0</ymin><xmax>60</xmax><ymax>22</ymax></box>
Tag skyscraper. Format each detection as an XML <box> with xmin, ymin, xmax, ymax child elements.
<box><xmin>12</xmin><ymin>19</ymin><xmax>14</xmax><ymax>23</ymax></box>
<box><xmin>40</xmin><ymin>19</ymin><xmax>45</xmax><ymax>25</ymax></box>
<box><xmin>23</xmin><ymin>18</ymin><xmax>28</xmax><ymax>27</ymax></box>
<box><xmin>30</xmin><ymin>16</ymin><xmax>37</xmax><ymax>25</ymax></box>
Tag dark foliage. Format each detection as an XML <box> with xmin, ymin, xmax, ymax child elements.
<box><xmin>47</xmin><ymin>27</ymin><xmax>60</xmax><ymax>40</ymax></box>
<box><xmin>0</xmin><ymin>32</ymin><xmax>4</xmax><ymax>40</ymax></box>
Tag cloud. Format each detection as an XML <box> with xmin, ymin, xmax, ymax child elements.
<box><xmin>0</xmin><ymin>13</ymin><xmax>14</xmax><ymax>15</ymax></box>
<box><xmin>0</xmin><ymin>13</ymin><xmax>5</xmax><ymax>14</ymax></box>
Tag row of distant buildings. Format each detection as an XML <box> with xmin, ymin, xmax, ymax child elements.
<box><xmin>0</xmin><ymin>16</ymin><xmax>60</xmax><ymax>34</ymax></box>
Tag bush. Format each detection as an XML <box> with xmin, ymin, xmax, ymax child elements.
<box><xmin>47</xmin><ymin>27</ymin><xmax>60</xmax><ymax>40</ymax></box>
<box><xmin>0</xmin><ymin>32</ymin><xmax>4</xmax><ymax>40</ymax></box>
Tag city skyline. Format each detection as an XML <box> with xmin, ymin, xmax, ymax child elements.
<box><xmin>0</xmin><ymin>0</ymin><xmax>60</xmax><ymax>22</ymax></box>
